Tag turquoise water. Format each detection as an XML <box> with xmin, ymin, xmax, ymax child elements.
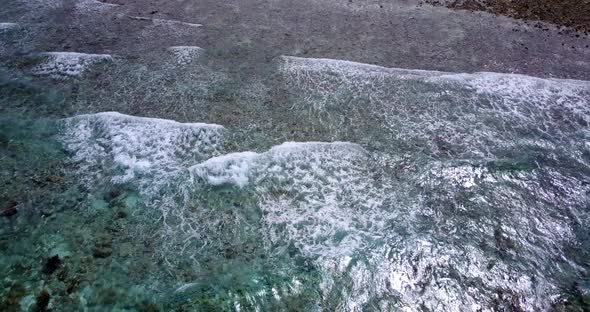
<box><xmin>1</xmin><ymin>27</ymin><xmax>590</xmax><ymax>311</ymax></box>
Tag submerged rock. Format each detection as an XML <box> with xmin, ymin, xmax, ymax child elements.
<box><xmin>0</xmin><ymin>283</ymin><xmax>27</xmax><ymax>312</ymax></box>
<box><xmin>1</xmin><ymin>200</ymin><xmax>18</xmax><ymax>217</ymax></box>
<box><xmin>42</xmin><ymin>255</ymin><xmax>62</xmax><ymax>275</ymax></box>
<box><xmin>92</xmin><ymin>245</ymin><xmax>113</xmax><ymax>258</ymax></box>
<box><xmin>93</xmin><ymin>233</ymin><xmax>113</xmax><ymax>258</ymax></box>
<box><xmin>33</xmin><ymin>290</ymin><xmax>50</xmax><ymax>312</ymax></box>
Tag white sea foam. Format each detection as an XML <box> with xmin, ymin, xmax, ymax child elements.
<box><xmin>192</xmin><ymin>141</ymin><xmax>390</xmax><ymax>257</ymax></box>
<box><xmin>62</xmin><ymin>112</ymin><xmax>224</xmax><ymax>189</ymax></box>
<box><xmin>75</xmin><ymin>0</ymin><xmax>119</xmax><ymax>13</ymax></box>
<box><xmin>129</xmin><ymin>16</ymin><xmax>202</xmax><ymax>28</ymax></box>
<box><xmin>0</xmin><ymin>23</ymin><xmax>19</xmax><ymax>55</ymax></box>
<box><xmin>191</xmin><ymin>151</ymin><xmax>258</xmax><ymax>187</ymax></box>
<box><xmin>278</xmin><ymin>56</ymin><xmax>590</xmax><ymax>159</ymax></box>
<box><xmin>418</xmin><ymin>163</ymin><xmax>490</xmax><ymax>189</ymax></box>
<box><xmin>280</xmin><ymin>55</ymin><xmax>590</xmax><ymax>85</ymax></box>
<box><xmin>33</xmin><ymin>52</ymin><xmax>113</xmax><ymax>78</ymax></box>
<box><xmin>190</xmin><ymin>138</ymin><xmax>574</xmax><ymax>310</ymax></box>
<box><xmin>345</xmin><ymin>241</ymin><xmax>554</xmax><ymax>311</ymax></box>
<box><xmin>167</xmin><ymin>46</ymin><xmax>205</xmax><ymax>65</ymax></box>
<box><xmin>61</xmin><ymin>112</ymin><xmax>230</xmax><ymax>274</ymax></box>
<box><xmin>19</xmin><ymin>0</ymin><xmax>63</xmax><ymax>10</ymax></box>
<box><xmin>191</xmin><ymin>141</ymin><xmax>366</xmax><ymax>188</ymax></box>
<box><xmin>271</xmin><ymin>57</ymin><xmax>590</xmax><ymax>310</ymax></box>
<box><xmin>57</xmin><ymin>56</ymin><xmax>590</xmax><ymax>310</ymax></box>
<box><xmin>0</xmin><ymin>23</ymin><xmax>18</xmax><ymax>31</ymax></box>
<box><xmin>61</xmin><ymin>115</ymin><xmax>584</xmax><ymax>310</ymax></box>
<box><xmin>279</xmin><ymin>55</ymin><xmax>590</xmax><ymax>111</ymax></box>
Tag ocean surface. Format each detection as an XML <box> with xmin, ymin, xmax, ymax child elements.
<box><xmin>1</xmin><ymin>1</ymin><xmax>590</xmax><ymax>311</ymax></box>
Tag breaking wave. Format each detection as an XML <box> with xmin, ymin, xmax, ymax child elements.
<box><xmin>56</xmin><ymin>57</ymin><xmax>590</xmax><ymax>311</ymax></box>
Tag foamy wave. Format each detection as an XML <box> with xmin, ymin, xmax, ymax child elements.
<box><xmin>191</xmin><ymin>141</ymin><xmax>363</xmax><ymax>185</ymax></box>
<box><xmin>18</xmin><ymin>0</ymin><xmax>63</xmax><ymax>10</ymax></box>
<box><xmin>57</xmin><ymin>54</ymin><xmax>590</xmax><ymax>310</ymax></box>
<box><xmin>192</xmin><ymin>141</ymin><xmax>388</xmax><ymax>257</ymax></box>
<box><xmin>167</xmin><ymin>46</ymin><xmax>205</xmax><ymax>65</ymax></box>
<box><xmin>191</xmin><ymin>151</ymin><xmax>258</xmax><ymax>187</ymax></box>
<box><xmin>75</xmin><ymin>0</ymin><xmax>119</xmax><ymax>14</ymax></box>
<box><xmin>189</xmin><ymin>137</ymin><xmax>579</xmax><ymax>310</ymax></box>
<box><xmin>33</xmin><ymin>52</ymin><xmax>113</xmax><ymax>78</ymax></box>
<box><xmin>61</xmin><ymin>112</ymin><xmax>224</xmax><ymax>189</ymax></box>
<box><xmin>129</xmin><ymin>16</ymin><xmax>202</xmax><ymax>28</ymax></box>
<box><xmin>278</xmin><ymin>56</ymin><xmax>590</xmax><ymax>159</ymax></box>
<box><xmin>0</xmin><ymin>22</ymin><xmax>18</xmax><ymax>31</ymax></box>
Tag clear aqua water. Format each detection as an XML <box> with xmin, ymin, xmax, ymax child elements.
<box><xmin>1</xmin><ymin>17</ymin><xmax>590</xmax><ymax>312</ymax></box>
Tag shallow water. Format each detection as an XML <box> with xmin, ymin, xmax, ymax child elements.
<box><xmin>1</xmin><ymin>2</ymin><xmax>590</xmax><ymax>311</ymax></box>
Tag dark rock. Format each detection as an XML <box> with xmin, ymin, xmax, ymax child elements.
<box><xmin>93</xmin><ymin>246</ymin><xmax>113</xmax><ymax>258</ymax></box>
<box><xmin>106</xmin><ymin>188</ymin><xmax>122</xmax><ymax>201</ymax></box>
<box><xmin>45</xmin><ymin>175</ymin><xmax>64</xmax><ymax>183</ymax></box>
<box><xmin>115</xmin><ymin>210</ymin><xmax>127</xmax><ymax>218</ymax></box>
<box><xmin>65</xmin><ymin>279</ymin><xmax>80</xmax><ymax>294</ymax></box>
<box><xmin>93</xmin><ymin>233</ymin><xmax>113</xmax><ymax>258</ymax></box>
<box><xmin>33</xmin><ymin>290</ymin><xmax>50</xmax><ymax>312</ymax></box>
<box><xmin>494</xmin><ymin>227</ymin><xmax>517</xmax><ymax>257</ymax></box>
<box><xmin>31</xmin><ymin>176</ymin><xmax>47</xmax><ymax>186</ymax></box>
<box><xmin>0</xmin><ymin>283</ymin><xmax>27</xmax><ymax>311</ymax></box>
<box><xmin>1</xmin><ymin>201</ymin><xmax>18</xmax><ymax>217</ymax></box>
<box><xmin>56</xmin><ymin>269</ymin><xmax>68</xmax><ymax>281</ymax></box>
<box><xmin>42</xmin><ymin>255</ymin><xmax>61</xmax><ymax>275</ymax></box>
<box><xmin>0</xmin><ymin>133</ymin><xmax>9</xmax><ymax>147</ymax></box>
<box><xmin>424</xmin><ymin>0</ymin><xmax>590</xmax><ymax>33</ymax></box>
<box><xmin>137</xmin><ymin>301</ymin><xmax>161</xmax><ymax>312</ymax></box>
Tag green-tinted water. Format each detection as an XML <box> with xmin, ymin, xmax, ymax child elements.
<box><xmin>1</xmin><ymin>12</ymin><xmax>590</xmax><ymax>311</ymax></box>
